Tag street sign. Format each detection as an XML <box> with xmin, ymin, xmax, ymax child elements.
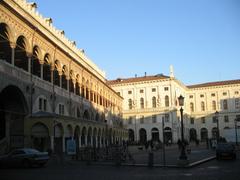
<box><xmin>66</xmin><ymin>139</ymin><xmax>76</xmax><ymax>155</ymax></box>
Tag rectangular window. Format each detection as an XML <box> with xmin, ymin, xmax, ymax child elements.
<box><xmin>140</xmin><ymin>116</ymin><xmax>144</xmax><ymax>124</ymax></box>
<box><xmin>190</xmin><ymin>118</ymin><xmax>194</xmax><ymax>124</ymax></box>
<box><xmin>212</xmin><ymin>116</ymin><xmax>218</xmax><ymax>123</ymax></box>
<box><xmin>152</xmin><ymin>115</ymin><xmax>157</xmax><ymax>123</ymax></box>
<box><xmin>189</xmin><ymin>95</ymin><xmax>193</xmax><ymax>99</ymax></box>
<box><xmin>211</xmin><ymin>93</ymin><xmax>216</xmax><ymax>97</ymax></box>
<box><xmin>128</xmin><ymin>117</ymin><xmax>133</xmax><ymax>124</ymax></box>
<box><xmin>62</xmin><ymin>105</ymin><xmax>64</xmax><ymax>115</ymax></box>
<box><xmin>235</xmin><ymin>98</ymin><xmax>240</xmax><ymax>109</ymax></box>
<box><xmin>165</xmin><ymin>114</ymin><xmax>169</xmax><ymax>123</ymax></box>
<box><xmin>200</xmin><ymin>94</ymin><xmax>204</xmax><ymax>98</ymax></box>
<box><xmin>164</xmin><ymin>87</ymin><xmax>169</xmax><ymax>91</ymax></box>
<box><xmin>152</xmin><ymin>88</ymin><xmax>156</xmax><ymax>92</ymax></box>
<box><xmin>43</xmin><ymin>99</ymin><xmax>47</xmax><ymax>111</ymax></box>
<box><xmin>235</xmin><ymin>91</ymin><xmax>239</xmax><ymax>95</ymax></box>
<box><xmin>224</xmin><ymin>115</ymin><xmax>229</xmax><ymax>123</ymax></box>
<box><xmin>140</xmin><ymin>89</ymin><xmax>144</xmax><ymax>93</ymax></box>
<box><xmin>39</xmin><ymin>98</ymin><xmax>42</xmax><ymax>111</ymax></box>
<box><xmin>223</xmin><ymin>100</ymin><xmax>228</xmax><ymax>110</ymax></box>
<box><xmin>128</xmin><ymin>91</ymin><xmax>132</xmax><ymax>94</ymax></box>
<box><xmin>201</xmin><ymin>117</ymin><xmax>205</xmax><ymax>124</ymax></box>
<box><xmin>223</xmin><ymin>92</ymin><xmax>227</xmax><ymax>96</ymax></box>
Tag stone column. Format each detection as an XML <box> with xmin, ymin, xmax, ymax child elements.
<box><xmin>62</xmin><ymin>136</ymin><xmax>65</xmax><ymax>153</ymax></box>
<box><xmin>27</xmin><ymin>53</ymin><xmax>32</xmax><ymax>73</ymax></box>
<box><xmin>10</xmin><ymin>42</ymin><xmax>16</xmax><ymax>66</ymax></box>
<box><xmin>59</xmin><ymin>74</ymin><xmax>62</xmax><ymax>88</ymax></box>
<box><xmin>40</xmin><ymin>63</ymin><xmax>43</xmax><ymax>79</ymax></box>
<box><xmin>50</xmin><ymin>136</ymin><xmax>54</xmax><ymax>151</ymax></box>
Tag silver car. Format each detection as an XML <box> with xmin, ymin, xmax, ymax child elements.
<box><xmin>0</xmin><ymin>148</ymin><xmax>49</xmax><ymax>168</ymax></box>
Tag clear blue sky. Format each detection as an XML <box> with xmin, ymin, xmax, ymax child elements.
<box><xmin>34</xmin><ymin>0</ymin><xmax>240</xmax><ymax>85</ymax></box>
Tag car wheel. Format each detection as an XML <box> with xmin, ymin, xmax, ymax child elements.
<box><xmin>22</xmin><ymin>159</ymin><xmax>31</xmax><ymax>168</ymax></box>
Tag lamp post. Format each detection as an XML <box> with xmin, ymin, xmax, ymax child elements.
<box><xmin>215</xmin><ymin>111</ymin><xmax>220</xmax><ymax>143</ymax></box>
<box><xmin>178</xmin><ymin>95</ymin><xmax>188</xmax><ymax>161</ymax></box>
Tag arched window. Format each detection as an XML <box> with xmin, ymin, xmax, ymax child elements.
<box><xmin>165</xmin><ymin>95</ymin><xmax>169</xmax><ymax>107</ymax></box>
<box><xmin>140</xmin><ymin>98</ymin><xmax>144</xmax><ymax>109</ymax></box>
<box><xmin>152</xmin><ymin>96</ymin><xmax>156</xmax><ymax>108</ymax></box>
<box><xmin>201</xmin><ymin>101</ymin><xmax>205</xmax><ymax>111</ymax></box>
<box><xmin>128</xmin><ymin>99</ymin><xmax>133</xmax><ymax>110</ymax></box>
<box><xmin>190</xmin><ymin>102</ymin><xmax>194</xmax><ymax>112</ymax></box>
<box><xmin>212</xmin><ymin>100</ymin><xmax>216</xmax><ymax>111</ymax></box>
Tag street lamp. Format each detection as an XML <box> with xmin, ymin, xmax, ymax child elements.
<box><xmin>178</xmin><ymin>95</ymin><xmax>188</xmax><ymax>161</ymax></box>
<box><xmin>215</xmin><ymin>111</ymin><xmax>220</xmax><ymax>143</ymax></box>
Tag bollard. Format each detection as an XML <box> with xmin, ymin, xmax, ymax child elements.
<box><xmin>148</xmin><ymin>152</ymin><xmax>154</xmax><ymax>167</ymax></box>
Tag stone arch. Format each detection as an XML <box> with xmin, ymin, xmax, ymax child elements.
<box><xmin>0</xmin><ymin>23</ymin><xmax>12</xmax><ymax>64</ymax></box>
<box><xmin>43</xmin><ymin>53</ymin><xmax>51</xmax><ymax>82</ymax></box>
<box><xmin>15</xmin><ymin>35</ymin><xmax>29</xmax><ymax>72</ymax></box>
<box><xmin>75</xmin><ymin>74</ymin><xmax>81</xmax><ymax>96</ymax></box>
<box><xmin>81</xmin><ymin>126</ymin><xmax>87</xmax><ymax>146</ymax></box>
<box><xmin>83</xmin><ymin>109</ymin><xmax>90</xmax><ymax>120</ymax></box>
<box><xmin>139</xmin><ymin>128</ymin><xmax>147</xmax><ymax>144</ymax></box>
<box><xmin>164</xmin><ymin>127</ymin><xmax>172</xmax><ymax>143</ymax></box>
<box><xmin>95</xmin><ymin>113</ymin><xmax>100</xmax><ymax>121</ymax></box>
<box><xmin>87</xmin><ymin>127</ymin><xmax>92</xmax><ymax>145</ymax></box>
<box><xmin>32</xmin><ymin>45</ymin><xmax>42</xmax><ymax>77</ymax></box>
<box><xmin>200</xmin><ymin>128</ymin><xmax>208</xmax><ymax>141</ymax></box>
<box><xmin>93</xmin><ymin>127</ymin><xmax>97</xmax><ymax>147</ymax></box>
<box><xmin>54</xmin><ymin>122</ymin><xmax>64</xmax><ymax>153</ymax></box>
<box><xmin>53</xmin><ymin>60</ymin><xmax>61</xmax><ymax>86</ymax></box>
<box><xmin>151</xmin><ymin>127</ymin><xmax>159</xmax><ymax>142</ymax></box>
<box><xmin>190</xmin><ymin>128</ymin><xmax>197</xmax><ymax>141</ymax></box>
<box><xmin>62</xmin><ymin>65</ymin><xmax>68</xmax><ymax>90</ymax></box>
<box><xmin>74</xmin><ymin>125</ymin><xmax>80</xmax><ymax>152</ymax></box>
<box><xmin>65</xmin><ymin>124</ymin><xmax>73</xmax><ymax>138</ymax></box>
<box><xmin>31</xmin><ymin>122</ymin><xmax>50</xmax><ymax>151</ymax></box>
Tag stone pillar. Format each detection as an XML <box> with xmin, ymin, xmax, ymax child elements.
<box><xmin>59</xmin><ymin>74</ymin><xmax>62</xmax><ymax>88</ymax></box>
<box><xmin>40</xmin><ymin>63</ymin><xmax>43</xmax><ymax>79</ymax></box>
<box><xmin>10</xmin><ymin>43</ymin><xmax>16</xmax><ymax>66</ymax></box>
<box><xmin>85</xmin><ymin>136</ymin><xmax>87</xmax><ymax>147</ymax></box>
<box><xmin>79</xmin><ymin>136</ymin><xmax>81</xmax><ymax>148</ymax></box>
<box><xmin>62</xmin><ymin>136</ymin><xmax>65</xmax><ymax>153</ymax></box>
<box><xmin>50</xmin><ymin>65</ymin><xmax>54</xmax><ymax>84</ymax></box>
<box><xmin>50</xmin><ymin>136</ymin><xmax>54</xmax><ymax>151</ymax></box>
<box><xmin>27</xmin><ymin>55</ymin><xmax>32</xmax><ymax>73</ymax></box>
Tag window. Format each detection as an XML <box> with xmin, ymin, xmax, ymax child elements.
<box><xmin>223</xmin><ymin>99</ymin><xmax>228</xmax><ymax>110</ymax></box>
<box><xmin>201</xmin><ymin>117</ymin><xmax>206</xmax><ymax>124</ymax></box>
<box><xmin>235</xmin><ymin>98</ymin><xmax>240</xmax><ymax>109</ymax></box>
<box><xmin>140</xmin><ymin>98</ymin><xmax>144</xmax><ymax>109</ymax></box>
<box><xmin>152</xmin><ymin>96</ymin><xmax>156</xmax><ymax>108</ymax></box>
<box><xmin>200</xmin><ymin>94</ymin><xmax>204</xmax><ymax>98</ymax></box>
<box><xmin>211</xmin><ymin>93</ymin><xmax>216</xmax><ymax>97</ymax></box>
<box><xmin>59</xmin><ymin>104</ymin><xmax>64</xmax><ymax>115</ymax></box>
<box><xmin>190</xmin><ymin>102</ymin><xmax>194</xmax><ymax>112</ymax></box>
<box><xmin>165</xmin><ymin>95</ymin><xmax>169</xmax><ymax>107</ymax></box>
<box><xmin>140</xmin><ymin>89</ymin><xmax>144</xmax><ymax>93</ymax></box>
<box><xmin>212</xmin><ymin>100</ymin><xmax>216</xmax><ymax>111</ymax></box>
<box><xmin>39</xmin><ymin>98</ymin><xmax>47</xmax><ymax>111</ymax></box>
<box><xmin>152</xmin><ymin>88</ymin><xmax>156</xmax><ymax>92</ymax></box>
<box><xmin>212</xmin><ymin>116</ymin><xmax>218</xmax><ymax>123</ymax></box>
<box><xmin>128</xmin><ymin>99</ymin><xmax>133</xmax><ymax>110</ymax></box>
<box><xmin>128</xmin><ymin>117</ymin><xmax>133</xmax><ymax>124</ymax></box>
<box><xmin>223</xmin><ymin>92</ymin><xmax>227</xmax><ymax>96</ymax></box>
<box><xmin>224</xmin><ymin>115</ymin><xmax>229</xmax><ymax>123</ymax></box>
<box><xmin>39</xmin><ymin>98</ymin><xmax>42</xmax><ymax>111</ymax></box>
<box><xmin>190</xmin><ymin>118</ymin><xmax>194</xmax><ymax>124</ymax></box>
<box><xmin>236</xmin><ymin>115</ymin><xmax>240</xmax><ymax>121</ymax></box>
<box><xmin>164</xmin><ymin>87</ymin><xmax>169</xmax><ymax>91</ymax></box>
<box><xmin>152</xmin><ymin>115</ymin><xmax>157</xmax><ymax>123</ymax></box>
<box><xmin>235</xmin><ymin>91</ymin><xmax>239</xmax><ymax>95</ymax></box>
<box><xmin>201</xmin><ymin>101</ymin><xmax>205</xmax><ymax>111</ymax></box>
<box><xmin>140</xmin><ymin>116</ymin><xmax>144</xmax><ymax>124</ymax></box>
<box><xmin>128</xmin><ymin>91</ymin><xmax>132</xmax><ymax>94</ymax></box>
<box><xmin>165</xmin><ymin>114</ymin><xmax>169</xmax><ymax>123</ymax></box>
<box><xmin>189</xmin><ymin>95</ymin><xmax>193</xmax><ymax>99</ymax></box>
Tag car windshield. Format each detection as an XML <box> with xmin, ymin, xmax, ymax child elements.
<box><xmin>24</xmin><ymin>149</ymin><xmax>40</xmax><ymax>154</ymax></box>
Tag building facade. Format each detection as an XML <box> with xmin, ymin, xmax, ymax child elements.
<box><xmin>0</xmin><ymin>0</ymin><xmax>127</xmax><ymax>155</ymax></box>
<box><xmin>108</xmin><ymin>68</ymin><xmax>240</xmax><ymax>144</ymax></box>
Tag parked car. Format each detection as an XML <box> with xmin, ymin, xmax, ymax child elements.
<box><xmin>0</xmin><ymin>148</ymin><xmax>49</xmax><ymax>168</ymax></box>
<box><xmin>216</xmin><ymin>143</ymin><xmax>236</xmax><ymax>160</ymax></box>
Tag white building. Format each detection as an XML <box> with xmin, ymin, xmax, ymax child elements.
<box><xmin>108</xmin><ymin>67</ymin><xmax>240</xmax><ymax>144</ymax></box>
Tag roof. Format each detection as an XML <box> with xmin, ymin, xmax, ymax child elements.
<box><xmin>107</xmin><ymin>74</ymin><xmax>170</xmax><ymax>85</ymax></box>
<box><xmin>187</xmin><ymin>79</ymin><xmax>240</xmax><ymax>89</ymax></box>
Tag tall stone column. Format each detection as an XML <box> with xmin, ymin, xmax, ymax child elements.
<box><xmin>40</xmin><ymin>63</ymin><xmax>43</xmax><ymax>79</ymax></box>
<box><xmin>27</xmin><ymin>53</ymin><xmax>32</xmax><ymax>73</ymax></box>
<box><xmin>10</xmin><ymin>42</ymin><xmax>16</xmax><ymax>66</ymax></box>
